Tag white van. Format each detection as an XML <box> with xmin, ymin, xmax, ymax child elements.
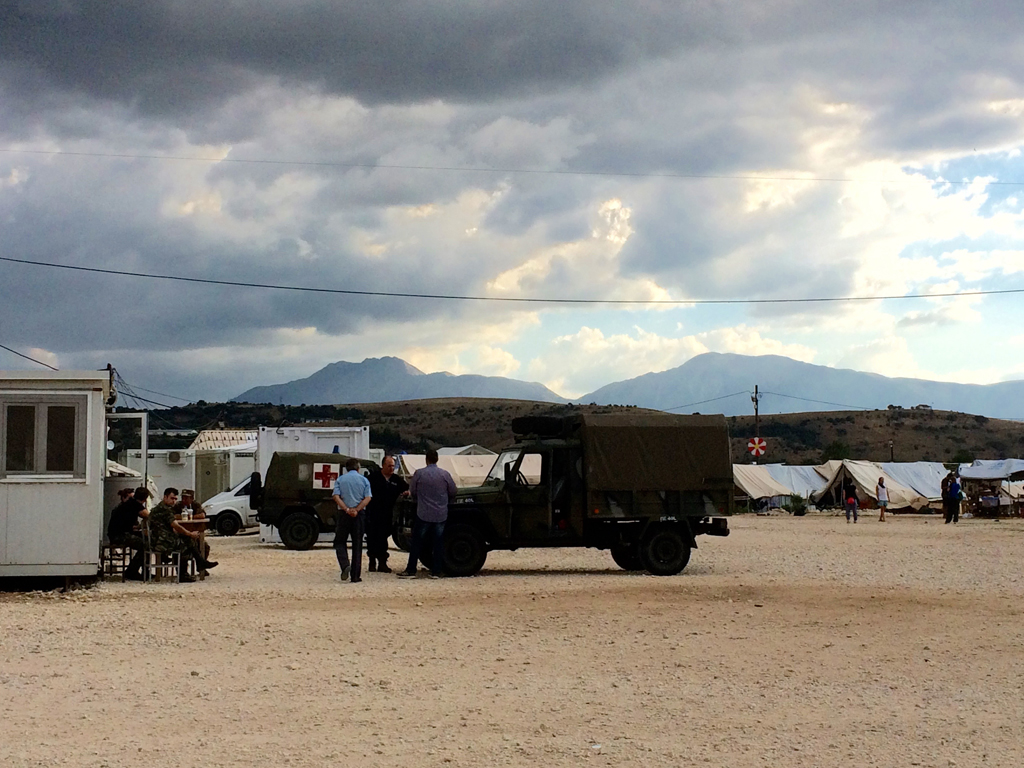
<box><xmin>203</xmin><ymin>476</ymin><xmax>256</xmax><ymax>536</ymax></box>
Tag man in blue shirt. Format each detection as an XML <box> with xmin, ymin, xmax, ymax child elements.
<box><xmin>332</xmin><ymin>458</ymin><xmax>372</xmax><ymax>582</ymax></box>
<box><xmin>398</xmin><ymin>449</ymin><xmax>457</xmax><ymax>579</ymax></box>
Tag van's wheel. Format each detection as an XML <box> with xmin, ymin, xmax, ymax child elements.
<box><xmin>610</xmin><ymin>543</ymin><xmax>643</xmax><ymax>571</ymax></box>
<box><xmin>279</xmin><ymin>513</ymin><xmax>319</xmax><ymax>550</ymax></box>
<box><xmin>443</xmin><ymin>525</ymin><xmax>487</xmax><ymax>577</ymax></box>
<box><xmin>640</xmin><ymin>526</ymin><xmax>691</xmax><ymax>575</ymax></box>
<box><xmin>214</xmin><ymin>511</ymin><xmax>243</xmax><ymax>537</ymax></box>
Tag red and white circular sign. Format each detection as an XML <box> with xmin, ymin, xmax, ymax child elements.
<box><xmin>747</xmin><ymin>437</ymin><xmax>767</xmax><ymax>457</ymax></box>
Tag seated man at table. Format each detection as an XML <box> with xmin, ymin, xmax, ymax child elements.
<box><xmin>107</xmin><ymin>487</ymin><xmax>152</xmax><ymax>581</ymax></box>
<box><xmin>174</xmin><ymin>489</ymin><xmax>211</xmax><ymax>561</ymax></box>
<box><xmin>149</xmin><ymin>487</ymin><xmax>218</xmax><ymax>582</ymax></box>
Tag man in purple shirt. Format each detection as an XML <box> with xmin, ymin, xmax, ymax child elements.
<box><xmin>398</xmin><ymin>449</ymin><xmax>457</xmax><ymax>579</ymax></box>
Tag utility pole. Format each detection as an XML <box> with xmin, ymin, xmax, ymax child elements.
<box><xmin>751</xmin><ymin>385</ymin><xmax>761</xmax><ymax>438</ymax></box>
<box><xmin>749</xmin><ymin>385</ymin><xmax>763</xmax><ymax>465</ymax></box>
<box><xmin>889</xmin><ymin>439</ymin><xmax>894</xmax><ymax>462</ymax></box>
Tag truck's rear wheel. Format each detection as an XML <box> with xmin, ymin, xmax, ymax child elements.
<box><xmin>443</xmin><ymin>525</ymin><xmax>487</xmax><ymax>577</ymax></box>
<box><xmin>279</xmin><ymin>513</ymin><xmax>319</xmax><ymax>551</ymax></box>
<box><xmin>640</xmin><ymin>526</ymin><xmax>691</xmax><ymax>575</ymax></box>
<box><xmin>610</xmin><ymin>543</ymin><xmax>643</xmax><ymax>571</ymax></box>
<box><xmin>391</xmin><ymin>526</ymin><xmax>411</xmax><ymax>552</ymax></box>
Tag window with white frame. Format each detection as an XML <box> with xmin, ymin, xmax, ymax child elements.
<box><xmin>1</xmin><ymin>395</ymin><xmax>87</xmax><ymax>478</ymax></box>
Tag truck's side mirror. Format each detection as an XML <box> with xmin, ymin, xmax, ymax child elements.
<box><xmin>249</xmin><ymin>471</ymin><xmax>263</xmax><ymax>510</ymax></box>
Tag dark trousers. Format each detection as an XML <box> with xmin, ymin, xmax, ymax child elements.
<box><xmin>365</xmin><ymin>511</ymin><xmax>390</xmax><ymax>566</ymax></box>
<box><xmin>405</xmin><ymin>517</ymin><xmax>445</xmax><ymax>575</ymax></box>
<box><xmin>112</xmin><ymin>533</ymin><xmax>145</xmax><ymax>579</ymax></box>
<box><xmin>334</xmin><ymin>511</ymin><xmax>365</xmax><ymax>579</ymax></box>
<box><xmin>945</xmin><ymin>500</ymin><xmax>960</xmax><ymax>523</ymax></box>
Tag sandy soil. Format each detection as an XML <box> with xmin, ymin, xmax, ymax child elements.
<box><xmin>2</xmin><ymin>514</ymin><xmax>1023</xmax><ymax>768</ymax></box>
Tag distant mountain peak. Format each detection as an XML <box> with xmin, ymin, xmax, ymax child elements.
<box><xmin>581</xmin><ymin>352</ymin><xmax>1024</xmax><ymax>419</ymax></box>
<box><xmin>233</xmin><ymin>356</ymin><xmax>564</xmax><ymax>406</ymax></box>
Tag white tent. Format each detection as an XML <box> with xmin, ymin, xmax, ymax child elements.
<box><xmin>398</xmin><ymin>454</ymin><xmax>498</xmax><ymax>487</ymax></box>
<box><xmin>879</xmin><ymin>461</ymin><xmax>950</xmax><ymax>502</ymax></box>
<box><xmin>437</xmin><ymin>445</ymin><xmax>496</xmax><ymax>456</ymax></box>
<box><xmin>814</xmin><ymin>460</ymin><xmax>929</xmax><ymax>510</ymax></box>
<box><xmin>959</xmin><ymin>459</ymin><xmax>1024</xmax><ymax>481</ymax></box>
<box><xmin>733</xmin><ymin>465</ymin><xmax>793</xmax><ymax>500</ymax></box>
<box><xmin>764</xmin><ymin>464</ymin><xmax>829</xmax><ymax>499</ymax></box>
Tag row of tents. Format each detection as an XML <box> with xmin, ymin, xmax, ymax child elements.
<box><xmin>733</xmin><ymin>459</ymin><xmax>1024</xmax><ymax>511</ymax></box>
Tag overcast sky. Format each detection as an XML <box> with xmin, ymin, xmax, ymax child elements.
<box><xmin>2</xmin><ymin>1</ymin><xmax>1024</xmax><ymax>403</ymax></box>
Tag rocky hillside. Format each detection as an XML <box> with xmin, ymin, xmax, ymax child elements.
<box><xmin>729</xmin><ymin>408</ymin><xmax>1024</xmax><ymax>465</ymax></box>
<box><xmin>134</xmin><ymin>398</ymin><xmax>1024</xmax><ymax>464</ymax></box>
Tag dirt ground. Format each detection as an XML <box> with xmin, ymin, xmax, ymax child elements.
<box><xmin>2</xmin><ymin>514</ymin><xmax>1023</xmax><ymax>768</ymax></box>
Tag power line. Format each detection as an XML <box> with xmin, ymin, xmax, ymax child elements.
<box><xmin>759</xmin><ymin>390</ymin><xmax>873</xmax><ymax>411</ymax></box>
<box><xmin>129</xmin><ymin>384</ymin><xmax>193</xmax><ymax>403</ymax></box>
<box><xmin>3</xmin><ymin>255</ymin><xmax>1023</xmax><ymax>306</ymax></box>
<box><xmin>663</xmin><ymin>391</ymin><xmax>751</xmax><ymax>411</ymax></box>
<box><xmin>112</xmin><ymin>370</ymin><xmax>176</xmax><ymax>409</ymax></box>
<box><xmin>0</xmin><ymin>147</ymin><xmax>1018</xmax><ymax>187</ymax></box>
<box><xmin>0</xmin><ymin>342</ymin><xmax>59</xmax><ymax>370</ymax></box>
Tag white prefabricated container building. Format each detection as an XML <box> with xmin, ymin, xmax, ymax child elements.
<box><xmin>256</xmin><ymin>425</ymin><xmax>370</xmax><ymax>544</ymax></box>
<box><xmin>0</xmin><ymin>371</ymin><xmax>110</xmax><ymax>577</ymax></box>
<box><xmin>125</xmin><ymin>448</ymin><xmax>196</xmax><ymax>497</ymax></box>
<box><xmin>256</xmin><ymin>425</ymin><xmax>370</xmax><ymax>478</ymax></box>
<box><xmin>126</xmin><ymin>444</ymin><xmax>257</xmax><ymax>504</ymax></box>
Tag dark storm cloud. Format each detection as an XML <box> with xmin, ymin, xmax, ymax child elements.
<box><xmin>1</xmin><ymin>0</ymin><xmax>711</xmax><ymax>116</ymax></box>
<box><xmin>4</xmin><ymin>1</ymin><xmax>1024</xmax><ymax>397</ymax></box>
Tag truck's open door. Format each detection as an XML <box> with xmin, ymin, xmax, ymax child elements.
<box><xmin>506</xmin><ymin>450</ymin><xmax>551</xmax><ymax>540</ymax></box>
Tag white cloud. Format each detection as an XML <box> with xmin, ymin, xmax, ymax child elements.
<box><xmin>26</xmin><ymin>348</ymin><xmax>59</xmax><ymax>369</ymax></box>
<box><xmin>487</xmin><ymin>197</ymin><xmax>671</xmax><ymax>303</ymax></box>
<box><xmin>834</xmin><ymin>336</ymin><xmax>923</xmax><ymax>378</ymax></box>
<box><xmin>527</xmin><ymin>324</ymin><xmax>816</xmax><ymax>398</ymax></box>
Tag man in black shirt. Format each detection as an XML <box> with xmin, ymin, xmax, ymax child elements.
<box><xmin>365</xmin><ymin>456</ymin><xmax>409</xmax><ymax>573</ymax></box>
<box><xmin>107</xmin><ymin>487</ymin><xmax>152</xmax><ymax>581</ymax></box>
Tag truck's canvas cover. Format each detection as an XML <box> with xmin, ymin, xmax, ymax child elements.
<box><xmin>580</xmin><ymin>413</ymin><xmax>732</xmax><ymax>491</ymax></box>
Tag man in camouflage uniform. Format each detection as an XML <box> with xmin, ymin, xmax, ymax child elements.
<box><xmin>149</xmin><ymin>487</ymin><xmax>217</xmax><ymax>582</ymax></box>
<box><xmin>173</xmin><ymin>489</ymin><xmax>212</xmax><ymax>562</ymax></box>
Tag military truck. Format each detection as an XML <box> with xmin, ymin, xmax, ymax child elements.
<box><xmin>394</xmin><ymin>412</ymin><xmax>732</xmax><ymax>577</ymax></box>
<box><xmin>248</xmin><ymin>452</ymin><xmax>378</xmax><ymax>550</ymax></box>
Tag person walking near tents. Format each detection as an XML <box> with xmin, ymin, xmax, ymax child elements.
<box><xmin>876</xmin><ymin>477</ymin><xmax>889</xmax><ymax>522</ymax></box>
<box><xmin>945</xmin><ymin>473</ymin><xmax>962</xmax><ymax>524</ymax></box>
<box><xmin>845</xmin><ymin>491</ymin><xmax>859</xmax><ymax>523</ymax></box>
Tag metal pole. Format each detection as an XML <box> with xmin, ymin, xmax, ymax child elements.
<box><xmin>751</xmin><ymin>384</ymin><xmax>761</xmax><ymax>438</ymax></box>
<box><xmin>751</xmin><ymin>385</ymin><xmax>761</xmax><ymax>464</ymax></box>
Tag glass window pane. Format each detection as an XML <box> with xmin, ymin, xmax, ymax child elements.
<box><xmin>6</xmin><ymin>405</ymin><xmax>36</xmax><ymax>472</ymax></box>
<box><xmin>46</xmin><ymin>406</ymin><xmax>77</xmax><ymax>472</ymax></box>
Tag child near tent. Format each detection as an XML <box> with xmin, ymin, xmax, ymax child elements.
<box><xmin>876</xmin><ymin>477</ymin><xmax>888</xmax><ymax>522</ymax></box>
<box><xmin>845</xmin><ymin>493</ymin><xmax>858</xmax><ymax>523</ymax></box>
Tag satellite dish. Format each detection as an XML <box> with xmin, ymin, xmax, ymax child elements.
<box><xmin>106</xmin><ymin>440</ymin><xmax>115</xmax><ymax>451</ymax></box>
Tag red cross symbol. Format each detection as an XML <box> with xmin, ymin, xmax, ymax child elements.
<box><xmin>313</xmin><ymin>464</ymin><xmax>339</xmax><ymax>488</ymax></box>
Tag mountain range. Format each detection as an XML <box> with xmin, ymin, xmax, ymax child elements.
<box><xmin>232</xmin><ymin>356</ymin><xmax>566</xmax><ymax>406</ymax></box>
<box><xmin>233</xmin><ymin>353</ymin><xmax>1024</xmax><ymax>419</ymax></box>
<box><xmin>582</xmin><ymin>353</ymin><xmax>1024</xmax><ymax>418</ymax></box>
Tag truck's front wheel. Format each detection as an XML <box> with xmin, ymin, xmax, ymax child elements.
<box><xmin>443</xmin><ymin>525</ymin><xmax>487</xmax><ymax>577</ymax></box>
<box><xmin>640</xmin><ymin>526</ymin><xmax>691</xmax><ymax>575</ymax></box>
<box><xmin>279</xmin><ymin>512</ymin><xmax>319</xmax><ymax>551</ymax></box>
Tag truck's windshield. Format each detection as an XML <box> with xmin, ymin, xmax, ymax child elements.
<box><xmin>486</xmin><ymin>449</ymin><xmax>522</xmax><ymax>484</ymax></box>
